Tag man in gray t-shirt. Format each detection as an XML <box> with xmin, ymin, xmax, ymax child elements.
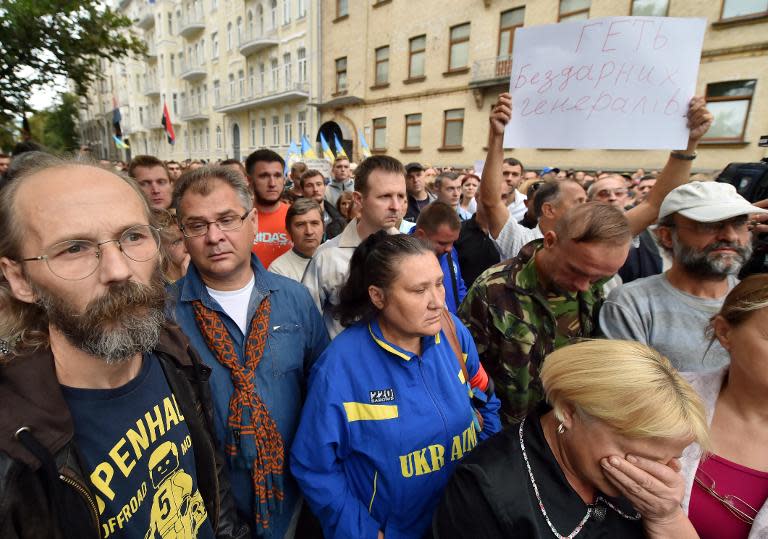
<box><xmin>600</xmin><ymin>181</ymin><xmax>767</xmax><ymax>371</ymax></box>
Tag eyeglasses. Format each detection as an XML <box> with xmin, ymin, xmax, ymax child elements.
<box><xmin>595</xmin><ymin>188</ymin><xmax>629</xmax><ymax>198</ymax></box>
<box><xmin>694</xmin><ymin>468</ymin><xmax>758</xmax><ymax>524</ymax></box>
<box><xmin>21</xmin><ymin>225</ymin><xmax>161</xmax><ymax>281</ymax></box>
<box><xmin>666</xmin><ymin>216</ymin><xmax>750</xmax><ymax>234</ymax></box>
<box><xmin>180</xmin><ymin>210</ymin><xmax>252</xmax><ymax>238</ymax></box>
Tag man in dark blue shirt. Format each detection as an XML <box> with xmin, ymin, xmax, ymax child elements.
<box><xmin>0</xmin><ymin>156</ymin><xmax>246</xmax><ymax>539</ymax></box>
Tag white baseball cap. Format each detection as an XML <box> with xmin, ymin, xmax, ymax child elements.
<box><xmin>658</xmin><ymin>181</ymin><xmax>768</xmax><ymax>223</ymax></box>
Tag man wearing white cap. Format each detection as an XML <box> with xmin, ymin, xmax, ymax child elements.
<box><xmin>600</xmin><ymin>181</ymin><xmax>768</xmax><ymax>371</ymax></box>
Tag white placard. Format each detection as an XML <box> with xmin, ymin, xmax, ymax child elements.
<box><xmin>504</xmin><ymin>17</ymin><xmax>706</xmax><ymax>150</ymax></box>
<box><xmin>303</xmin><ymin>158</ymin><xmax>332</xmax><ymax>179</ymax></box>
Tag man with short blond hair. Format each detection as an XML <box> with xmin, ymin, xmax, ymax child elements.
<box><xmin>324</xmin><ymin>156</ymin><xmax>354</xmax><ymax>207</ymax></box>
<box><xmin>129</xmin><ymin>154</ymin><xmax>173</xmax><ymax>210</ymax></box>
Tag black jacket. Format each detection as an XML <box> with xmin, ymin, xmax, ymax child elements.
<box><xmin>323</xmin><ymin>199</ymin><xmax>347</xmax><ymax>240</ymax></box>
<box><xmin>0</xmin><ymin>324</ymin><xmax>248</xmax><ymax>539</ymax></box>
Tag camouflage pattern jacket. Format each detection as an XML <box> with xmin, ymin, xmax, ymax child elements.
<box><xmin>458</xmin><ymin>240</ymin><xmax>605</xmax><ymax>425</ymax></box>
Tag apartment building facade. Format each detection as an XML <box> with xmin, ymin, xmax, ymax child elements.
<box><xmin>319</xmin><ymin>0</ymin><xmax>768</xmax><ymax>172</ymax></box>
<box><xmin>80</xmin><ymin>0</ymin><xmax>321</xmax><ymax>163</ymax></box>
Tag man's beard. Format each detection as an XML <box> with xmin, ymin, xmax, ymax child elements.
<box><xmin>33</xmin><ymin>270</ymin><xmax>167</xmax><ymax>364</ymax></box>
<box><xmin>673</xmin><ymin>234</ymin><xmax>753</xmax><ymax>279</ymax></box>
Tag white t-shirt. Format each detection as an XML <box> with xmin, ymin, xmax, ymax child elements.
<box><xmin>206</xmin><ymin>275</ymin><xmax>255</xmax><ymax>335</ymax></box>
<box><xmin>507</xmin><ymin>190</ymin><xmax>528</xmax><ymax>222</ymax></box>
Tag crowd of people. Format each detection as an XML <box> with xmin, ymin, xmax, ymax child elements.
<box><xmin>1</xmin><ymin>91</ymin><xmax>767</xmax><ymax>539</ymax></box>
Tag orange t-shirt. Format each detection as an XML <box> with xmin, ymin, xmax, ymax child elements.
<box><xmin>252</xmin><ymin>203</ymin><xmax>292</xmax><ymax>268</ymax></box>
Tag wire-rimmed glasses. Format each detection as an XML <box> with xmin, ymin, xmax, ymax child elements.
<box><xmin>21</xmin><ymin>224</ymin><xmax>161</xmax><ymax>281</ymax></box>
<box><xmin>694</xmin><ymin>467</ymin><xmax>758</xmax><ymax>524</ymax></box>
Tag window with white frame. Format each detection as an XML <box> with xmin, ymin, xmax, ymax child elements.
<box><xmin>238</xmin><ymin>70</ymin><xmax>245</xmax><ymax>97</ymax></box>
<box><xmin>228</xmin><ymin>74</ymin><xmax>235</xmax><ymax>99</ymax></box>
<box><xmin>284</xmin><ymin>113</ymin><xmax>292</xmax><ymax>143</ymax></box>
<box><xmin>298</xmin><ymin>48</ymin><xmax>307</xmax><ymax>82</ymax></box>
<box><xmin>284</xmin><ymin>0</ymin><xmax>291</xmax><ymax>23</ymax></box>
<box><xmin>213</xmin><ymin>79</ymin><xmax>220</xmax><ymax>106</ymax></box>
<box><xmin>227</xmin><ymin>23</ymin><xmax>233</xmax><ymax>50</ymax></box>
<box><xmin>271</xmin><ymin>0</ymin><xmax>278</xmax><ymax>29</ymax></box>
<box><xmin>259</xmin><ymin>63</ymin><xmax>266</xmax><ymax>93</ymax></box>
<box><xmin>271</xmin><ymin>59</ymin><xmax>279</xmax><ymax>91</ymax></box>
<box><xmin>283</xmin><ymin>53</ymin><xmax>292</xmax><ymax>87</ymax></box>
<box><xmin>216</xmin><ymin>126</ymin><xmax>222</xmax><ymax>148</ymax></box>
<box><xmin>298</xmin><ymin>110</ymin><xmax>306</xmax><ymax>138</ymax></box>
<box><xmin>261</xmin><ymin>117</ymin><xmax>267</xmax><ymax>145</ymax></box>
<box><xmin>211</xmin><ymin>32</ymin><xmax>219</xmax><ymax>58</ymax></box>
<box><xmin>251</xmin><ymin>118</ymin><xmax>257</xmax><ymax>145</ymax></box>
<box><xmin>272</xmin><ymin>115</ymin><xmax>280</xmax><ymax>145</ymax></box>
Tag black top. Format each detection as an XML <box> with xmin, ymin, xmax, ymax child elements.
<box><xmin>433</xmin><ymin>406</ymin><xmax>645</xmax><ymax>539</ymax></box>
<box><xmin>618</xmin><ymin>229</ymin><xmax>663</xmax><ymax>284</ymax></box>
<box><xmin>455</xmin><ymin>215</ymin><xmax>501</xmax><ymax>288</ymax></box>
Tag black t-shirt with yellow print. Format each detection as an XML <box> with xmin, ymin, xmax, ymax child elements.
<box><xmin>62</xmin><ymin>353</ymin><xmax>215</xmax><ymax>539</ymax></box>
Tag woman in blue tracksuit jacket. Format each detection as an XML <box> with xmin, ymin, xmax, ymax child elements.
<box><xmin>291</xmin><ymin>232</ymin><xmax>501</xmax><ymax>539</ymax></box>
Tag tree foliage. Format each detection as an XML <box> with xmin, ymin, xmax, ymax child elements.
<box><xmin>0</xmin><ymin>0</ymin><xmax>145</xmax><ymax>124</ymax></box>
<box><xmin>27</xmin><ymin>93</ymin><xmax>81</xmax><ymax>153</ymax></box>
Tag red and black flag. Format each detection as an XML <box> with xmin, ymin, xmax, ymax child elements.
<box><xmin>161</xmin><ymin>101</ymin><xmax>175</xmax><ymax>145</ymax></box>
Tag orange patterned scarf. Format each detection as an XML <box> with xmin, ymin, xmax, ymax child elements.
<box><xmin>192</xmin><ymin>297</ymin><xmax>284</xmax><ymax>534</ymax></box>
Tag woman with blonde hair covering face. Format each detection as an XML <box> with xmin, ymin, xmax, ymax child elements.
<box><xmin>680</xmin><ymin>274</ymin><xmax>768</xmax><ymax>539</ymax></box>
<box><xmin>434</xmin><ymin>339</ymin><xmax>710</xmax><ymax>539</ymax></box>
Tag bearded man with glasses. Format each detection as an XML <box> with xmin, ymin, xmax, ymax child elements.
<box><xmin>0</xmin><ymin>156</ymin><xmax>247</xmax><ymax>538</ymax></box>
<box><xmin>168</xmin><ymin>165</ymin><xmax>329</xmax><ymax>539</ymax></box>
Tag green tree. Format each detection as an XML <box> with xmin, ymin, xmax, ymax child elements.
<box><xmin>0</xmin><ymin>0</ymin><xmax>145</xmax><ymax>125</ymax></box>
<box><xmin>25</xmin><ymin>93</ymin><xmax>80</xmax><ymax>153</ymax></box>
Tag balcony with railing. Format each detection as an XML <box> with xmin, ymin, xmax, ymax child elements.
<box><xmin>214</xmin><ymin>82</ymin><xmax>309</xmax><ymax>113</ymax></box>
<box><xmin>179</xmin><ymin>10</ymin><xmax>205</xmax><ymax>38</ymax></box>
<box><xmin>180</xmin><ymin>60</ymin><xmax>207</xmax><ymax>82</ymax></box>
<box><xmin>238</xmin><ymin>27</ymin><xmax>279</xmax><ymax>56</ymax></box>
<box><xmin>135</xmin><ymin>3</ymin><xmax>155</xmax><ymax>29</ymax></box>
<box><xmin>469</xmin><ymin>55</ymin><xmax>513</xmax><ymax>88</ymax></box>
<box><xmin>143</xmin><ymin>79</ymin><xmax>160</xmax><ymax>97</ymax></box>
<box><xmin>146</xmin><ymin>41</ymin><xmax>158</xmax><ymax>60</ymax></box>
<box><xmin>180</xmin><ymin>101</ymin><xmax>209</xmax><ymax>121</ymax></box>
<box><xmin>141</xmin><ymin>117</ymin><xmax>160</xmax><ymax>130</ymax></box>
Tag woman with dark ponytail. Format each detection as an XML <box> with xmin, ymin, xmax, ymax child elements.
<box><xmin>291</xmin><ymin>231</ymin><xmax>501</xmax><ymax>539</ymax></box>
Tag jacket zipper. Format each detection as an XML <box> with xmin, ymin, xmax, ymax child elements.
<box><xmin>417</xmin><ymin>356</ymin><xmax>449</xmax><ymax>434</ymax></box>
<box><xmin>59</xmin><ymin>472</ymin><xmax>100</xmax><ymax>533</ymax></box>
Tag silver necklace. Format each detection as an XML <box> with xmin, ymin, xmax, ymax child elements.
<box><xmin>518</xmin><ymin>418</ymin><xmax>640</xmax><ymax>539</ymax></box>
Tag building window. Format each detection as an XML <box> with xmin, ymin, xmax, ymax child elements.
<box><xmin>168</xmin><ymin>12</ymin><xmax>174</xmax><ymax>34</ymax></box>
<box><xmin>170</xmin><ymin>53</ymin><xmax>176</xmax><ymax>75</ymax></box>
<box><xmin>559</xmin><ymin>0</ymin><xmax>590</xmax><ymax>21</ymax></box>
<box><xmin>249</xmin><ymin>66</ymin><xmax>255</xmax><ymax>95</ymax></box>
<box><xmin>202</xmin><ymin>83</ymin><xmax>208</xmax><ymax>106</ymax></box>
<box><xmin>337</xmin><ymin>0</ymin><xmax>348</xmax><ymax>18</ymax></box>
<box><xmin>335</xmin><ymin>57</ymin><xmax>347</xmax><ymax>93</ymax></box>
<box><xmin>283</xmin><ymin>0</ymin><xmax>291</xmax><ymax>23</ymax></box>
<box><xmin>271</xmin><ymin>59</ymin><xmax>279</xmax><ymax>91</ymax></box>
<box><xmin>213</xmin><ymin>80</ymin><xmax>221</xmax><ymax>105</ymax></box>
<box><xmin>216</xmin><ymin>126</ymin><xmax>222</xmax><ymax>149</ymax></box>
<box><xmin>703</xmin><ymin>80</ymin><xmax>757</xmax><ymax>142</ymax></box>
<box><xmin>498</xmin><ymin>8</ymin><xmax>524</xmax><ymax>59</ymax></box>
<box><xmin>372</xmin><ymin>117</ymin><xmax>386</xmax><ymax>150</ymax></box>
<box><xmin>448</xmin><ymin>23</ymin><xmax>470</xmax><ymax>71</ymax></box>
<box><xmin>298</xmin><ymin>48</ymin><xmax>307</xmax><ymax>82</ymax></box>
<box><xmin>298</xmin><ymin>110</ymin><xmax>307</xmax><ymax>138</ymax></box>
<box><xmin>298</xmin><ymin>0</ymin><xmax>307</xmax><ymax>17</ymax></box>
<box><xmin>212</xmin><ymin>32</ymin><xmax>219</xmax><ymax>57</ymax></box>
<box><xmin>375</xmin><ymin>46</ymin><xmax>389</xmax><ymax>86</ymax></box>
<box><xmin>238</xmin><ymin>70</ymin><xmax>245</xmax><ymax>97</ymax></box>
<box><xmin>261</xmin><ymin>117</ymin><xmax>267</xmax><ymax>145</ymax></box>
<box><xmin>721</xmin><ymin>0</ymin><xmax>768</xmax><ymax>19</ymax></box>
<box><xmin>172</xmin><ymin>93</ymin><xmax>178</xmax><ymax>115</ymax></box>
<box><xmin>284</xmin><ymin>53</ymin><xmax>292</xmax><ymax>87</ymax></box>
<box><xmin>271</xmin><ymin>0</ymin><xmax>278</xmax><ymax>29</ymax></box>
<box><xmin>251</xmin><ymin>118</ymin><xmax>256</xmax><ymax>145</ymax></box>
<box><xmin>442</xmin><ymin>109</ymin><xmax>464</xmax><ymax>148</ymax></box>
<box><xmin>272</xmin><ymin>115</ymin><xmax>280</xmax><ymax>145</ymax></box>
<box><xmin>404</xmin><ymin>113</ymin><xmax>422</xmax><ymax>149</ymax></box>
<box><xmin>236</xmin><ymin>17</ymin><xmax>243</xmax><ymax>43</ymax></box>
<box><xmin>284</xmin><ymin>113</ymin><xmax>292</xmax><ymax>143</ymax></box>
<box><xmin>211</xmin><ymin>0</ymin><xmax>218</xmax><ymax>9</ymax></box>
<box><xmin>259</xmin><ymin>63</ymin><xmax>266</xmax><ymax>93</ymax></box>
<box><xmin>205</xmin><ymin>127</ymin><xmax>210</xmax><ymax>150</ymax></box>
<box><xmin>229</xmin><ymin>74</ymin><xmax>235</xmax><ymax>99</ymax></box>
<box><xmin>227</xmin><ymin>23</ymin><xmax>233</xmax><ymax>50</ymax></box>
<box><xmin>408</xmin><ymin>35</ymin><xmax>426</xmax><ymax>79</ymax></box>
<box><xmin>631</xmin><ymin>0</ymin><xmax>669</xmax><ymax>16</ymax></box>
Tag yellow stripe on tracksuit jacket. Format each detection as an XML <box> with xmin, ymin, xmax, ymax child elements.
<box><xmin>290</xmin><ymin>313</ymin><xmax>501</xmax><ymax>539</ymax></box>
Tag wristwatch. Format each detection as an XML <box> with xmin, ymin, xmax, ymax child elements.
<box><xmin>670</xmin><ymin>151</ymin><xmax>697</xmax><ymax>160</ymax></box>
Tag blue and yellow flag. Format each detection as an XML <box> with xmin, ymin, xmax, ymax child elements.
<box><xmin>285</xmin><ymin>140</ymin><xmax>301</xmax><ymax>175</ymax></box>
<box><xmin>333</xmin><ymin>133</ymin><xmax>348</xmax><ymax>159</ymax></box>
<box><xmin>320</xmin><ymin>132</ymin><xmax>335</xmax><ymax>163</ymax></box>
<box><xmin>300</xmin><ymin>134</ymin><xmax>318</xmax><ymax>159</ymax></box>
<box><xmin>359</xmin><ymin>129</ymin><xmax>372</xmax><ymax>159</ymax></box>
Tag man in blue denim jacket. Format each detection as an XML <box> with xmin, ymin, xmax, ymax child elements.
<box><xmin>167</xmin><ymin>165</ymin><xmax>329</xmax><ymax>538</ymax></box>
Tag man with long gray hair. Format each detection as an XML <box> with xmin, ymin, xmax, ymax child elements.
<box><xmin>0</xmin><ymin>156</ymin><xmax>247</xmax><ymax>538</ymax></box>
